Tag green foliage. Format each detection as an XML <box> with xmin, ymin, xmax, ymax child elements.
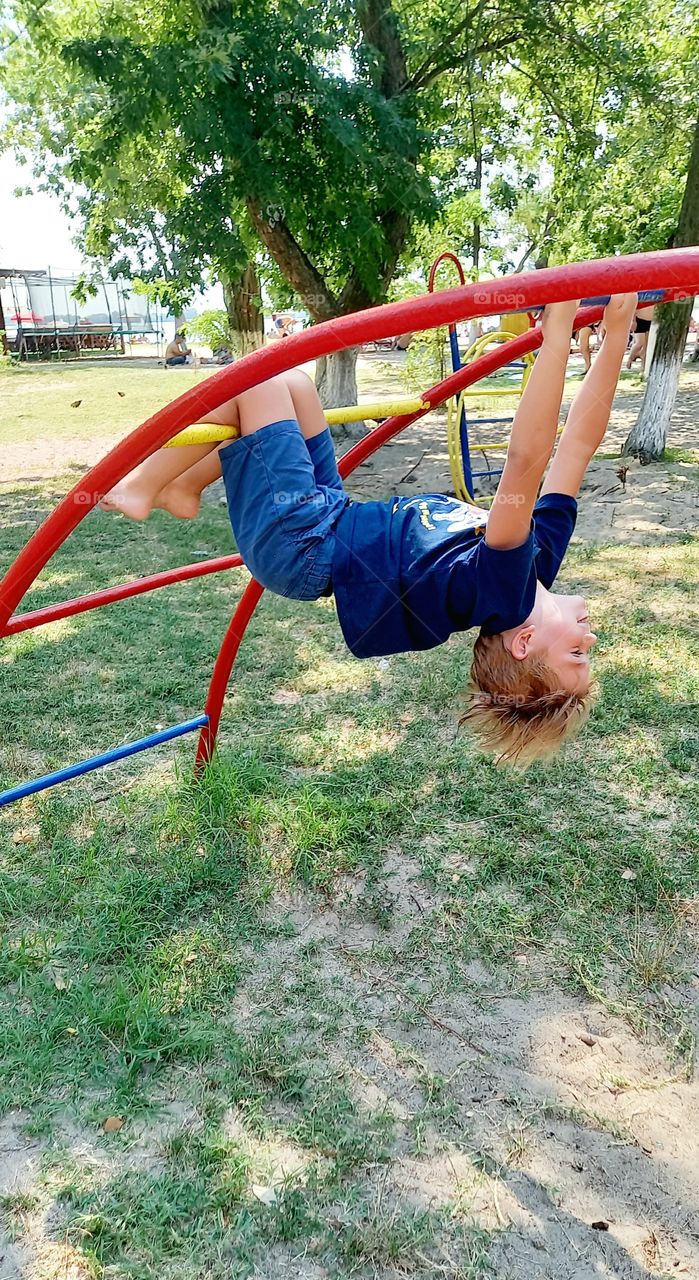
<box><xmin>402</xmin><ymin>326</ymin><xmax>450</xmax><ymax>393</ymax></box>
<box><xmin>184</xmin><ymin>310</ymin><xmax>232</xmax><ymax>353</ymax></box>
<box><xmin>4</xmin><ymin>0</ymin><xmax>693</xmax><ymax>326</ymax></box>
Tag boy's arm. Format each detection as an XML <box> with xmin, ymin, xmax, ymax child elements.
<box><xmin>541</xmin><ymin>294</ymin><xmax>637</xmax><ymax>499</ymax></box>
<box><xmin>485</xmin><ymin>301</ymin><xmax>578</xmax><ymax>551</ymax></box>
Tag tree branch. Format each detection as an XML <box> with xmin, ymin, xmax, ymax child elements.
<box><xmin>245</xmin><ymin>198</ymin><xmax>339</xmax><ymax>321</ymax></box>
<box><xmin>356</xmin><ymin>0</ymin><xmax>408</xmax><ymax>99</ymax></box>
<box><xmin>406</xmin><ymin>31</ymin><xmax>521</xmax><ymax>94</ymax></box>
<box><xmin>401</xmin><ymin>0</ymin><xmax>489</xmax><ymax>93</ymax></box>
<box><xmin>504</xmin><ymin>56</ymin><xmax>575</xmax><ymax>130</ymax></box>
<box><xmin>512</xmin><ymin>206</ymin><xmax>554</xmax><ymax>274</ymax></box>
<box><xmin>143</xmin><ymin>214</ymin><xmax>171</xmax><ymax>276</ymax></box>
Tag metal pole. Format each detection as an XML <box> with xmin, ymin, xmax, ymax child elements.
<box><xmin>0</xmin><ymin>282</ymin><xmax>8</xmax><ymax>355</ymax></box>
<box><xmin>47</xmin><ymin>266</ymin><xmax>60</xmax><ymax>358</ymax></box>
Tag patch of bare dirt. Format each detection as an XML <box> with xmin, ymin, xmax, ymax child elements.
<box><xmin>0</xmin><ymin>1101</ymin><xmax>196</xmax><ymax>1280</ymax></box>
<box><xmin>240</xmin><ymin>876</ymin><xmax>699</xmax><ymax>1279</ymax></box>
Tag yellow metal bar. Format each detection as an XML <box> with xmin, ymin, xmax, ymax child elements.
<box><xmin>462</xmin><ymin>329</ymin><xmax>521</xmax><ymax>363</ymax></box>
<box><xmin>164</xmin><ymin>398</ymin><xmax>430</xmax><ymax>446</ymax></box>
<box><xmin>325</xmin><ymin>398</ymin><xmax>428</xmax><ymax>424</ymax></box>
<box><xmin>447</xmin><ymin>392</ymin><xmax>475</xmax><ymax>502</ymax></box>
<box><xmin>470</xmin><ymin>426</ymin><xmax>563</xmax><ymax>452</ymax></box>
<box><xmin>460</xmin><ymin>387</ymin><xmax>523</xmax><ymax>398</ymax></box>
<box><xmin>447</xmin><ymin>329</ymin><xmax>536</xmax><ymax>493</ymax></box>
<box><xmin>164</xmin><ymin>424</ymin><xmax>238</xmax><ymax>447</ymax></box>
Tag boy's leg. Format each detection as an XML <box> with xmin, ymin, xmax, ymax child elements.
<box><xmin>578</xmin><ymin>326</ymin><xmax>592</xmax><ymax>371</ymax></box>
<box><xmin>100</xmin><ymin>441</ymin><xmax>220</xmax><ymax>520</ymax></box>
<box><xmin>626</xmin><ymin>330</ymin><xmax>647</xmax><ymax>369</ymax></box>
<box><xmin>154</xmin><ymin>370</ymin><xmax>341</xmax><ymax>519</ymax></box>
<box><xmin>101</xmin><ymin>392</ymin><xmax>243</xmax><ymax>519</ymax></box>
<box><xmin>155</xmin><ymin>445</ymin><xmax>230</xmax><ymax>519</ymax></box>
<box><xmin>285</xmin><ymin>369</ymin><xmax>343</xmax><ymax>491</ymax></box>
<box><xmin>221</xmin><ymin>373</ymin><xmax>347</xmax><ymax>598</ymax></box>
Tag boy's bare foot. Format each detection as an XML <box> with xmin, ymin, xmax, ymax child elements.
<box><xmin>155</xmin><ymin>481</ymin><xmax>202</xmax><ymax>520</ymax></box>
<box><xmin>98</xmin><ymin>484</ymin><xmax>153</xmax><ymax>520</ymax></box>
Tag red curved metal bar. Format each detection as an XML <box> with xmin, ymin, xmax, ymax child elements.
<box><xmin>4</xmin><ymin>254</ymin><xmax>699</xmax><ymax>791</ymax></box>
<box><xmin>2</xmin><ymin>250</ymin><xmax>698</xmax><ymax>632</ymax></box>
<box><xmin>194</xmin><ymin>579</ymin><xmax>265</xmax><ymax>767</ymax></box>
<box><xmin>428</xmin><ymin>250</ymin><xmax>467</xmax><ymax>292</ymax></box>
<box><xmin>2</xmin><ymin>553</ymin><xmax>244</xmax><ymax>637</ymax></box>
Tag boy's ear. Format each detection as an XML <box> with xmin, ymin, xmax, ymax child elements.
<box><xmin>509</xmin><ymin>625</ymin><xmax>535</xmax><ymax>661</ymax></box>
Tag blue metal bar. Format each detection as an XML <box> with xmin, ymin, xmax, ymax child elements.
<box><xmin>448</xmin><ymin>326</ymin><xmax>461</xmax><ymax>373</ymax></box>
<box><xmin>469</xmin><ymin>416</ymin><xmax>514</xmax><ymax>425</ymax></box>
<box><xmin>447</xmin><ymin>324</ymin><xmax>475</xmax><ymax>497</ymax></box>
<box><xmin>0</xmin><ymin>715</ymin><xmax>209</xmax><ymax>808</ymax></box>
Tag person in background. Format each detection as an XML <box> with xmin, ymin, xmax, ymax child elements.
<box><xmin>626</xmin><ymin>305</ymin><xmax>654</xmax><ymax>370</ymax></box>
<box><xmin>574</xmin><ymin>323</ymin><xmax>599</xmax><ymax>372</ymax></box>
<box><xmin>165</xmin><ymin>330</ymin><xmax>192</xmax><ymax>367</ymax></box>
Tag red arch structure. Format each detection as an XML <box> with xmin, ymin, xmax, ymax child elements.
<box><xmin>1</xmin><ymin>250</ymin><xmax>698</xmax><ymax>805</ymax></box>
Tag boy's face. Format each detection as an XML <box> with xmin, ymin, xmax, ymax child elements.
<box><xmin>504</xmin><ymin>583</ymin><xmax>597</xmax><ymax>694</ymax></box>
<box><xmin>530</xmin><ymin>586</ymin><xmax>597</xmax><ymax>694</ymax></box>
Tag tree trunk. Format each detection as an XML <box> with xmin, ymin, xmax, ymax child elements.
<box><xmin>315</xmin><ymin>347</ymin><xmax>365</xmax><ymax>440</ymax></box>
<box><xmin>623</xmin><ymin>111</ymin><xmax>699</xmax><ymax>462</ymax></box>
<box><xmin>622</xmin><ymin>300</ymin><xmax>693</xmax><ymax>460</ymax></box>
<box><xmin>222</xmin><ymin>261</ymin><xmax>264</xmax><ymax>356</ymax></box>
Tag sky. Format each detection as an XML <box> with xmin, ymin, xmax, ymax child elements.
<box><xmin>0</xmin><ymin>148</ymin><xmax>224</xmax><ymax>310</ymax></box>
<box><xmin>0</xmin><ymin>150</ymin><xmax>84</xmax><ymax>272</ymax></box>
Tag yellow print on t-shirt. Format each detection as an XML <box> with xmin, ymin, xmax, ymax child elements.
<box><xmin>398</xmin><ymin>496</ymin><xmax>488</xmax><ymax>535</ymax></box>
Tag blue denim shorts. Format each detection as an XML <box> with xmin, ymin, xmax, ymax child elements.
<box><xmin>220</xmin><ymin>420</ymin><xmax>349</xmax><ymax>599</ymax></box>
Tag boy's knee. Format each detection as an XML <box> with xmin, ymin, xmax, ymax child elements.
<box><xmin>283</xmin><ymin>368</ymin><xmax>314</xmax><ymax>394</ymax></box>
<box><xmin>236</xmin><ymin>373</ymin><xmax>288</xmax><ymax>406</ymax></box>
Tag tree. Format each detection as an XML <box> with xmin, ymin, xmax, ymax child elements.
<box><xmin>622</xmin><ymin>112</ymin><xmax>699</xmax><ymax>461</ymax></box>
<box><xmin>2</xmin><ymin>0</ymin><xmax>675</xmax><ymax>423</ymax></box>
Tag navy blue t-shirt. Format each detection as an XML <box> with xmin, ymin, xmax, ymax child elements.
<box><xmin>331</xmin><ymin>492</ymin><xmax>577</xmax><ymax>659</ymax></box>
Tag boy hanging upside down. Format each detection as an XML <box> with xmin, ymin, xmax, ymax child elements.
<box><xmin>101</xmin><ymin>294</ymin><xmax>638</xmax><ymax>766</ymax></box>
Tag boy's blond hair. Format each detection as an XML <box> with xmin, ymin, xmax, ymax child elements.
<box><xmin>461</xmin><ymin>632</ymin><xmax>594</xmax><ymax>767</ymax></box>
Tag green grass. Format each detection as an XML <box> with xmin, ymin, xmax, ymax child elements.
<box><xmin>0</xmin><ymin>357</ymin><xmax>412</xmax><ymax>448</ymax></box>
<box><xmin>0</xmin><ymin>362</ymin><xmax>216</xmax><ymax>446</ymax></box>
<box><xmin>1</xmin><ymin>363</ymin><xmax>698</xmax><ymax>1278</ymax></box>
